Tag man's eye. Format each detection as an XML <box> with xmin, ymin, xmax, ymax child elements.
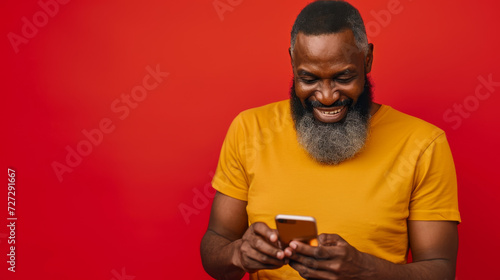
<box><xmin>336</xmin><ymin>77</ymin><xmax>355</xmax><ymax>83</ymax></box>
<box><xmin>300</xmin><ymin>78</ymin><xmax>317</xmax><ymax>84</ymax></box>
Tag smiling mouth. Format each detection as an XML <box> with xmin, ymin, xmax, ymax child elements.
<box><xmin>312</xmin><ymin>105</ymin><xmax>348</xmax><ymax>123</ymax></box>
<box><xmin>319</xmin><ymin>108</ymin><xmax>343</xmax><ymax>115</ymax></box>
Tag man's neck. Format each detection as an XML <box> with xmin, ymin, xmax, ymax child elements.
<box><xmin>370</xmin><ymin>102</ymin><xmax>381</xmax><ymax>116</ymax></box>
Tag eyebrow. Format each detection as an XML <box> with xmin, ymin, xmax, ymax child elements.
<box><xmin>297</xmin><ymin>68</ymin><xmax>355</xmax><ymax>78</ymax></box>
<box><xmin>297</xmin><ymin>70</ymin><xmax>317</xmax><ymax>77</ymax></box>
<box><xmin>336</xmin><ymin>69</ymin><xmax>353</xmax><ymax>76</ymax></box>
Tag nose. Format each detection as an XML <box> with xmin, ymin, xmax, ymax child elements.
<box><xmin>314</xmin><ymin>79</ymin><xmax>339</xmax><ymax>106</ymax></box>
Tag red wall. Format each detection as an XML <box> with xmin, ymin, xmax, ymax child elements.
<box><xmin>1</xmin><ymin>0</ymin><xmax>499</xmax><ymax>279</ymax></box>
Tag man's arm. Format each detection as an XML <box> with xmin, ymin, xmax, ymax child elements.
<box><xmin>285</xmin><ymin>220</ymin><xmax>458</xmax><ymax>279</ymax></box>
<box><xmin>402</xmin><ymin>220</ymin><xmax>458</xmax><ymax>279</ymax></box>
<box><xmin>200</xmin><ymin>191</ymin><xmax>287</xmax><ymax>280</ymax></box>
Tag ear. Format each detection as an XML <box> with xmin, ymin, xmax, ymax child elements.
<box><xmin>365</xmin><ymin>43</ymin><xmax>374</xmax><ymax>74</ymax></box>
<box><xmin>289</xmin><ymin>47</ymin><xmax>294</xmax><ymax>67</ymax></box>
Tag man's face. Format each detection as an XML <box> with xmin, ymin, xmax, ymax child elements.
<box><xmin>291</xmin><ymin>29</ymin><xmax>373</xmax><ymax>123</ymax></box>
<box><xmin>289</xmin><ymin>29</ymin><xmax>374</xmax><ymax>164</ymax></box>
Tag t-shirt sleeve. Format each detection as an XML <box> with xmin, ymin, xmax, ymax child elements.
<box><xmin>409</xmin><ymin>133</ymin><xmax>461</xmax><ymax>222</ymax></box>
<box><xmin>211</xmin><ymin>114</ymin><xmax>249</xmax><ymax>201</ymax></box>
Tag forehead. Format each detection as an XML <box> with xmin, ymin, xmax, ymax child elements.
<box><xmin>292</xmin><ymin>30</ymin><xmax>364</xmax><ymax>69</ymax></box>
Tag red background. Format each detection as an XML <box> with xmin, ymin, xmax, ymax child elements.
<box><xmin>1</xmin><ymin>0</ymin><xmax>499</xmax><ymax>279</ymax></box>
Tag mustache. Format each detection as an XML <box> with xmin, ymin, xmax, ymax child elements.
<box><xmin>308</xmin><ymin>99</ymin><xmax>353</xmax><ymax>108</ymax></box>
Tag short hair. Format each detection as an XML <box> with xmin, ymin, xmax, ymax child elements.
<box><xmin>290</xmin><ymin>0</ymin><xmax>369</xmax><ymax>55</ymax></box>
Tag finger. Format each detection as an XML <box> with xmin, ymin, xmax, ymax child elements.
<box><xmin>247</xmin><ymin>234</ymin><xmax>285</xmax><ymax>260</ymax></box>
<box><xmin>318</xmin><ymin>233</ymin><xmax>345</xmax><ymax>246</ymax></box>
<box><xmin>252</xmin><ymin>222</ymin><xmax>280</xmax><ymax>244</ymax></box>
<box><xmin>241</xmin><ymin>255</ymin><xmax>286</xmax><ymax>271</ymax></box>
<box><xmin>240</xmin><ymin>255</ymin><xmax>285</xmax><ymax>273</ymax></box>
<box><xmin>289</xmin><ymin>250</ymin><xmax>344</xmax><ymax>273</ymax></box>
<box><xmin>289</xmin><ymin>241</ymin><xmax>331</xmax><ymax>259</ymax></box>
<box><xmin>243</xmin><ymin>223</ymin><xmax>284</xmax><ymax>260</ymax></box>
<box><xmin>289</xmin><ymin>260</ymin><xmax>338</xmax><ymax>280</ymax></box>
<box><xmin>240</xmin><ymin>242</ymin><xmax>288</xmax><ymax>268</ymax></box>
<box><xmin>251</xmin><ymin>222</ymin><xmax>284</xmax><ymax>253</ymax></box>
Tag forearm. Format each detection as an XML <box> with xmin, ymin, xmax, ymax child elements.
<box><xmin>363</xmin><ymin>252</ymin><xmax>455</xmax><ymax>280</ymax></box>
<box><xmin>200</xmin><ymin>229</ymin><xmax>246</xmax><ymax>280</ymax></box>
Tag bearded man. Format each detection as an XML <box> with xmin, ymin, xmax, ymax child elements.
<box><xmin>200</xmin><ymin>1</ymin><xmax>460</xmax><ymax>279</ymax></box>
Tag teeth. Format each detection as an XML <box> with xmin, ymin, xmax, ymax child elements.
<box><xmin>321</xmin><ymin>108</ymin><xmax>342</xmax><ymax>115</ymax></box>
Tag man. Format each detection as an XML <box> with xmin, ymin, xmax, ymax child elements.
<box><xmin>200</xmin><ymin>1</ymin><xmax>461</xmax><ymax>279</ymax></box>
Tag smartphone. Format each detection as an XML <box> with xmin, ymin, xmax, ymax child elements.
<box><xmin>275</xmin><ymin>214</ymin><xmax>318</xmax><ymax>248</ymax></box>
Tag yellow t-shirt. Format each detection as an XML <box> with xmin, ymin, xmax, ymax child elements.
<box><xmin>212</xmin><ymin>100</ymin><xmax>461</xmax><ymax>280</ymax></box>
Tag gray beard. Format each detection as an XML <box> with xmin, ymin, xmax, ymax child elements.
<box><xmin>290</xmin><ymin>78</ymin><xmax>372</xmax><ymax>165</ymax></box>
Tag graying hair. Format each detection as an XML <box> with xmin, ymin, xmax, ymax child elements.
<box><xmin>295</xmin><ymin>107</ymin><xmax>369</xmax><ymax>164</ymax></box>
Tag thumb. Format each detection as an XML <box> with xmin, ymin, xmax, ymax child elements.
<box><xmin>318</xmin><ymin>234</ymin><xmax>346</xmax><ymax>246</ymax></box>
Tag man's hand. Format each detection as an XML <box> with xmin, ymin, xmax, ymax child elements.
<box><xmin>284</xmin><ymin>221</ymin><xmax>458</xmax><ymax>280</ymax></box>
<box><xmin>285</xmin><ymin>233</ymin><xmax>372</xmax><ymax>279</ymax></box>
<box><xmin>201</xmin><ymin>192</ymin><xmax>290</xmax><ymax>279</ymax></box>
<box><xmin>233</xmin><ymin>222</ymin><xmax>288</xmax><ymax>273</ymax></box>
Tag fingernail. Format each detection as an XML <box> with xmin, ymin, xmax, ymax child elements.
<box><xmin>290</xmin><ymin>242</ymin><xmax>297</xmax><ymax>249</ymax></box>
<box><xmin>270</xmin><ymin>233</ymin><xmax>277</xmax><ymax>242</ymax></box>
<box><xmin>276</xmin><ymin>251</ymin><xmax>284</xmax><ymax>259</ymax></box>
